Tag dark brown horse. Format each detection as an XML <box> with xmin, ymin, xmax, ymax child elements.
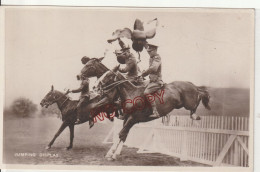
<box><xmin>80</xmin><ymin>58</ymin><xmax>211</xmax><ymax>160</ymax></box>
<box><xmin>99</xmin><ymin>71</ymin><xmax>211</xmax><ymax>160</ymax></box>
<box><xmin>40</xmin><ymin>85</ymin><xmax>117</xmax><ymax>150</ymax></box>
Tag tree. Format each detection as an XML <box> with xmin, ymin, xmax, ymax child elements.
<box><xmin>10</xmin><ymin>97</ymin><xmax>38</xmax><ymax>117</ymax></box>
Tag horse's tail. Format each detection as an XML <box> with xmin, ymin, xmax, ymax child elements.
<box><xmin>197</xmin><ymin>86</ymin><xmax>211</xmax><ymax>110</ymax></box>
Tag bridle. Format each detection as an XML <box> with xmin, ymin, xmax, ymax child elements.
<box><xmin>44</xmin><ymin>91</ymin><xmax>70</xmax><ymax>108</ymax></box>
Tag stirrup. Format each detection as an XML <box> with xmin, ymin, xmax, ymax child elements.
<box><xmin>149</xmin><ymin>109</ymin><xmax>160</xmax><ymax>118</ymax></box>
<box><xmin>75</xmin><ymin>119</ymin><xmax>81</xmax><ymax>124</ymax></box>
<box><xmin>149</xmin><ymin>113</ymin><xmax>160</xmax><ymax>118</ymax></box>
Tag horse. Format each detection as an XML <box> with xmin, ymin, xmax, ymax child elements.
<box><xmin>80</xmin><ymin>58</ymin><xmax>211</xmax><ymax>160</ymax></box>
<box><xmin>40</xmin><ymin>85</ymin><xmax>118</xmax><ymax>150</ymax></box>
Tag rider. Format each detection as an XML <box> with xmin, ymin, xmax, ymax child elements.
<box><xmin>141</xmin><ymin>43</ymin><xmax>164</xmax><ymax>118</ymax></box>
<box><xmin>114</xmin><ymin>38</ymin><xmax>139</xmax><ymax>85</ymax></box>
<box><xmin>71</xmin><ymin>74</ymin><xmax>95</xmax><ymax>128</ymax></box>
<box><xmin>71</xmin><ymin>56</ymin><xmax>94</xmax><ymax>128</ymax></box>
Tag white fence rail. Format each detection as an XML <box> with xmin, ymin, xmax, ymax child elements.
<box><xmin>105</xmin><ymin>115</ymin><xmax>249</xmax><ymax>167</ymax></box>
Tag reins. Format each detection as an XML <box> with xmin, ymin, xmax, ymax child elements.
<box><xmin>101</xmin><ymin>80</ymin><xmax>129</xmax><ymax>94</ymax></box>
<box><xmin>60</xmin><ymin>97</ymin><xmax>69</xmax><ymax>108</ymax></box>
<box><xmin>48</xmin><ymin>91</ymin><xmax>70</xmax><ymax>108</ymax></box>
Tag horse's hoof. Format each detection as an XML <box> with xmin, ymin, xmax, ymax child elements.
<box><xmin>112</xmin><ymin>154</ymin><xmax>117</xmax><ymax>160</ymax></box>
<box><xmin>105</xmin><ymin>153</ymin><xmax>112</xmax><ymax>158</ymax></box>
<box><xmin>66</xmin><ymin>147</ymin><xmax>72</xmax><ymax>150</ymax></box>
<box><xmin>196</xmin><ymin>116</ymin><xmax>201</xmax><ymax>120</ymax></box>
<box><xmin>45</xmin><ymin>146</ymin><xmax>51</xmax><ymax>150</ymax></box>
<box><xmin>107</xmin><ymin>157</ymin><xmax>115</xmax><ymax>161</ymax></box>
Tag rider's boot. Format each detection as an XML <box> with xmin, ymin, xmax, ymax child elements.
<box><xmin>149</xmin><ymin>101</ymin><xmax>160</xmax><ymax>118</ymax></box>
<box><xmin>89</xmin><ymin>117</ymin><xmax>94</xmax><ymax>128</ymax></box>
<box><xmin>75</xmin><ymin>111</ymin><xmax>81</xmax><ymax>124</ymax></box>
<box><xmin>75</xmin><ymin>118</ymin><xmax>81</xmax><ymax>124</ymax></box>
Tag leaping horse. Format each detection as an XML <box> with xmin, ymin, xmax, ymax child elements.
<box><xmin>80</xmin><ymin>58</ymin><xmax>211</xmax><ymax>160</ymax></box>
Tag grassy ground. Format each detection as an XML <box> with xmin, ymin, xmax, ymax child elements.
<box><xmin>3</xmin><ymin>117</ymin><xmax>207</xmax><ymax>166</ymax></box>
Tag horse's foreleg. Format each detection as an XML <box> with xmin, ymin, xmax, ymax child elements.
<box><xmin>105</xmin><ymin>139</ymin><xmax>120</xmax><ymax>159</ymax></box>
<box><xmin>66</xmin><ymin>124</ymin><xmax>74</xmax><ymax>150</ymax></box>
<box><xmin>46</xmin><ymin>121</ymin><xmax>68</xmax><ymax>150</ymax></box>
<box><xmin>112</xmin><ymin>140</ymin><xmax>124</xmax><ymax>159</ymax></box>
<box><xmin>109</xmin><ymin>116</ymin><xmax>136</xmax><ymax>160</ymax></box>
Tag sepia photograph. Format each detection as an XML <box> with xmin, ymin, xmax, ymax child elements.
<box><xmin>0</xmin><ymin>7</ymin><xmax>254</xmax><ymax>170</ymax></box>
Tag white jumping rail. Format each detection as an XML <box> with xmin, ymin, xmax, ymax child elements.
<box><xmin>104</xmin><ymin>115</ymin><xmax>249</xmax><ymax>167</ymax></box>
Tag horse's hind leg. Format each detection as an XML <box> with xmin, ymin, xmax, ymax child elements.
<box><xmin>66</xmin><ymin>124</ymin><xmax>74</xmax><ymax>150</ymax></box>
<box><xmin>46</xmin><ymin>121</ymin><xmax>68</xmax><ymax>150</ymax></box>
<box><xmin>190</xmin><ymin>96</ymin><xmax>202</xmax><ymax>120</ymax></box>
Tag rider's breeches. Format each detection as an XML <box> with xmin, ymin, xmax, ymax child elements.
<box><xmin>76</xmin><ymin>96</ymin><xmax>89</xmax><ymax>119</ymax></box>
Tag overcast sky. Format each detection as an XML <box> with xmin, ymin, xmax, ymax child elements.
<box><xmin>4</xmin><ymin>7</ymin><xmax>254</xmax><ymax>106</ymax></box>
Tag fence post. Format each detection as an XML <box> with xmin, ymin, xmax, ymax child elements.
<box><xmin>180</xmin><ymin>130</ymin><xmax>188</xmax><ymax>161</ymax></box>
<box><xmin>234</xmin><ymin>138</ymin><xmax>240</xmax><ymax>166</ymax></box>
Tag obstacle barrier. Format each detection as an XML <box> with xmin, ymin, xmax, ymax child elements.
<box><xmin>103</xmin><ymin>115</ymin><xmax>249</xmax><ymax>167</ymax></box>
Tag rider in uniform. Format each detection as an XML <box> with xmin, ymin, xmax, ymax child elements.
<box><xmin>114</xmin><ymin>38</ymin><xmax>139</xmax><ymax>85</ymax></box>
<box><xmin>141</xmin><ymin>43</ymin><xmax>164</xmax><ymax>118</ymax></box>
<box><xmin>71</xmin><ymin>56</ymin><xmax>95</xmax><ymax>128</ymax></box>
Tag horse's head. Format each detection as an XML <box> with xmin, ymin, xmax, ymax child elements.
<box><xmin>40</xmin><ymin>85</ymin><xmax>65</xmax><ymax>108</ymax></box>
<box><xmin>97</xmin><ymin>71</ymin><xmax>116</xmax><ymax>90</ymax></box>
<box><xmin>98</xmin><ymin>70</ymin><xmax>128</xmax><ymax>90</ymax></box>
<box><xmin>78</xmin><ymin>57</ymin><xmax>109</xmax><ymax>79</ymax></box>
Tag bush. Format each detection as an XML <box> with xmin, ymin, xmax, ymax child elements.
<box><xmin>9</xmin><ymin>97</ymin><xmax>38</xmax><ymax>117</ymax></box>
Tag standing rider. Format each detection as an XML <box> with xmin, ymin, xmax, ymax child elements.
<box><xmin>141</xmin><ymin>43</ymin><xmax>164</xmax><ymax>118</ymax></box>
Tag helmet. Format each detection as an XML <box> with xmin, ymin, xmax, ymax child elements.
<box><xmin>81</xmin><ymin>56</ymin><xmax>90</xmax><ymax>64</ymax></box>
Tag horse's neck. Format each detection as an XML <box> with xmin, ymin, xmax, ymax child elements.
<box><xmin>96</xmin><ymin>64</ymin><xmax>109</xmax><ymax>78</ymax></box>
<box><xmin>55</xmin><ymin>95</ymin><xmax>69</xmax><ymax>111</ymax></box>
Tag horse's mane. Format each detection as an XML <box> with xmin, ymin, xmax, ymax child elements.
<box><xmin>52</xmin><ymin>90</ymin><xmax>73</xmax><ymax>101</ymax></box>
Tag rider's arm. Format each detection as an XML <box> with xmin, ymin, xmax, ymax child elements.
<box><xmin>71</xmin><ymin>86</ymin><xmax>83</xmax><ymax>93</ymax></box>
<box><xmin>142</xmin><ymin>55</ymin><xmax>161</xmax><ymax>77</ymax></box>
<box><xmin>71</xmin><ymin>79</ymin><xmax>90</xmax><ymax>93</ymax></box>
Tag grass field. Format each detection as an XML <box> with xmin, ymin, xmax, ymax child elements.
<box><xmin>3</xmin><ymin>117</ymin><xmax>207</xmax><ymax>166</ymax></box>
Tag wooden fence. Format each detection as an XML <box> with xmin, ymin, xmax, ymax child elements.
<box><xmin>105</xmin><ymin>115</ymin><xmax>249</xmax><ymax>167</ymax></box>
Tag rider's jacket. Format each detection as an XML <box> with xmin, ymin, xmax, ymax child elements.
<box><xmin>142</xmin><ymin>53</ymin><xmax>162</xmax><ymax>82</ymax></box>
<box><xmin>118</xmin><ymin>53</ymin><xmax>138</xmax><ymax>81</ymax></box>
<box><xmin>71</xmin><ymin>78</ymin><xmax>90</xmax><ymax>98</ymax></box>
